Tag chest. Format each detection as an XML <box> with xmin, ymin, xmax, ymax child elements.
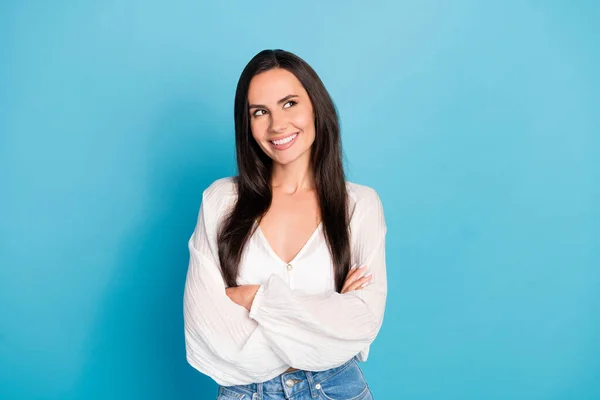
<box><xmin>238</xmin><ymin>227</ymin><xmax>335</xmax><ymax>294</ymax></box>
<box><xmin>235</xmin><ymin>191</ymin><xmax>335</xmax><ymax>294</ymax></box>
<box><xmin>258</xmin><ymin>191</ymin><xmax>321</xmax><ymax>265</ymax></box>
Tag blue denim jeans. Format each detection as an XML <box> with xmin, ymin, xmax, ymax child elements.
<box><xmin>217</xmin><ymin>356</ymin><xmax>373</xmax><ymax>400</ymax></box>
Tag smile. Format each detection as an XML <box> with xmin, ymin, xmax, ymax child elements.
<box><xmin>269</xmin><ymin>132</ymin><xmax>299</xmax><ymax>150</ymax></box>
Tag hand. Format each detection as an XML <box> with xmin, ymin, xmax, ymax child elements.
<box><xmin>225</xmin><ymin>285</ymin><xmax>260</xmax><ymax>311</ymax></box>
<box><xmin>341</xmin><ymin>264</ymin><xmax>373</xmax><ymax>294</ymax></box>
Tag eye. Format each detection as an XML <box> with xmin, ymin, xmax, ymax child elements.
<box><xmin>252</xmin><ymin>109</ymin><xmax>267</xmax><ymax>117</ymax></box>
<box><xmin>283</xmin><ymin>100</ymin><xmax>297</xmax><ymax>109</ymax></box>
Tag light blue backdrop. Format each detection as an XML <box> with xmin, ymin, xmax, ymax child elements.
<box><xmin>1</xmin><ymin>1</ymin><xmax>598</xmax><ymax>399</ymax></box>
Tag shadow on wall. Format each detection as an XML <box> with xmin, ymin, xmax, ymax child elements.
<box><xmin>71</xmin><ymin>98</ymin><xmax>234</xmax><ymax>399</ymax></box>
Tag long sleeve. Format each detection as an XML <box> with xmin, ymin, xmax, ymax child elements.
<box><xmin>248</xmin><ymin>188</ymin><xmax>388</xmax><ymax>371</ymax></box>
<box><xmin>183</xmin><ymin>190</ymin><xmax>289</xmax><ymax>385</ymax></box>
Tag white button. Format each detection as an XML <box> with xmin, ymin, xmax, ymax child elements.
<box><xmin>285</xmin><ymin>379</ymin><xmax>294</xmax><ymax>387</ymax></box>
<box><xmin>315</xmin><ymin>383</ymin><xmax>321</xmax><ymax>389</ymax></box>
<box><xmin>286</xmin><ymin>263</ymin><xmax>293</xmax><ymax>271</ymax></box>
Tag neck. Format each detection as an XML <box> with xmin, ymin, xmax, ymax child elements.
<box><xmin>271</xmin><ymin>154</ymin><xmax>315</xmax><ymax>194</ymax></box>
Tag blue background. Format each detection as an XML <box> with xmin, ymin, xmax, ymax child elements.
<box><xmin>1</xmin><ymin>1</ymin><xmax>598</xmax><ymax>399</ymax></box>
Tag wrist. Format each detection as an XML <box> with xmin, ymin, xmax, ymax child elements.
<box><xmin>246</xmin><ymin>284</ymin><xmax>260</xmax><ymax>310</ymax></box>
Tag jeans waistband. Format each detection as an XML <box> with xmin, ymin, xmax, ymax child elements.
<box><xmin>219</xmin><ymin>355</ymin><xmax>360</xmax><ymax>398</ymax></box>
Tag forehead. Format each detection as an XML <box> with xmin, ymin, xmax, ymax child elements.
<box><xmin>247</xmin><ymin>68</ymin><xmax>308</xmax><ymax>103</ymax></box>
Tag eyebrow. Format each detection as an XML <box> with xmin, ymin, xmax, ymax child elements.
<box><xmin>248</xmin><ymin>94</ymin><xmax>299</xmax><ymax>110</ymax></box>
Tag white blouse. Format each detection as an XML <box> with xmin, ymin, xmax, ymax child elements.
<box><xmin>183</xmin><ymin>177</ymin><xmax>387</xmax><ymax>386</ymax></box>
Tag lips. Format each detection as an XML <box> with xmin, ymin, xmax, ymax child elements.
<box><xmin>270</xmin><ymin>132</ymin><xmax>298</xmax><ymax>144</ymax></box>
<box><xmin>269</xmin><ymin>132</ymin><xmax>299</xmax><ymax>150</ymax></box>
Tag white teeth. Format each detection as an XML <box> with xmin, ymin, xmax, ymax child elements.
<box><xmin>271</xmin><ymin>133</ymin><xmax>297</xmax><ymax>146</ymax></box>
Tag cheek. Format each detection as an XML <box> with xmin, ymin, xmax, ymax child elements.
<box><xmin>292</xmin><ymin>109</ymin><xmax>315</xmax><ymax>132</ymax></box>
<box><xmin>250</xmin><ymin>119</ymin><xmax>268</xmax><ymax>140</ymax></box>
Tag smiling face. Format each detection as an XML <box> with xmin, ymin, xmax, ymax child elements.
<box><xmin>247</xmin><ymin>68</ymin><xmax>316</xmax><ymax>167</ymax></box>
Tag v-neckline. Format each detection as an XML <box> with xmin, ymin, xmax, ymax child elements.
<box><xmin>255</xmin><ymin>220</ymin><xmax>323</xmax><ymax>265</ymax></box>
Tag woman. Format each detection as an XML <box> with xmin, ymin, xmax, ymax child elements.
<box><xmin>183</xmin><ymin>49</ymin><xmax>387</xmax><ymax>400</ymax></box>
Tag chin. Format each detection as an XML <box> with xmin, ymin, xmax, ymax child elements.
<box><xmin>272</xmin><ymin>156</ymin><xmax>297</xmax><ymax>166</ymax></box>
<box><xmin>270</xmin><ymin>151</ymin><xmax>296</xmax><ymax>164</ymax></box>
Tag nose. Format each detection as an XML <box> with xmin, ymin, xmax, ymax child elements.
<box><xmin>268</xmin><ymin>110</ymin><xmax>288</xmax><ymax>133</ymax></box>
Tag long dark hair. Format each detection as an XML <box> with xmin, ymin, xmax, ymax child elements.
<box><xmin>217</xmin><ymin>49</ymin><xmax>351</xmax><ymax>292</ymax></box>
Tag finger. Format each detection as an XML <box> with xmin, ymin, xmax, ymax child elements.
<box><xmin>347</xmin><ymin>275</ymin><xmax>372</xmax><ymax>292</ymax></box>
<box><xmin>344</xmin><ymin>264</ymin><xmax>366</xmax><ymax>284</ymax></box>
<box><xmin>341</xmin><ymin>264</ymin><xmax>358</xmax><ymax>292</ymax></box>
<box><xmin>346</xmin><ymin>265</ymin><xmax>367</xmax><ymax>284</ymax></box>
<box><xmin>342</xmin><ymin>276</ymin><xmax>370</xmax><ymax>294</ymax></box>
<box><xmin>342</xmin><ymin>271</ymin><xmax>371</xmax><ymax>293</ymax></box>
<box><xmin>342</xmin><ymin>265</ymin><xmax>368</xmax><ymax>293</ymax></box>
<box><xmin>345</xmin><ymin>273</ymin><xmax>373</xmax><ymax>292</ymax></box>
<box><xmin>342</xmin><ymin>264</ymin><xmax>364</xmax><ymax>292</ymax></box>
